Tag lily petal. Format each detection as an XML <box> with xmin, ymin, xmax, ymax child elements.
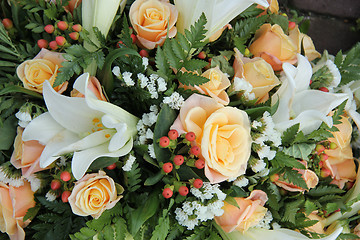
<box><xmin>22</xmin><ymin>112</ymin><xmax>63</xmax><ymax>144</ymax></box>
<box><xmin>71</xmin><ymin>139</ymin><xmax>133</xmax><ymax>180</ymax></box>
<box><xmin>293</xmin><ymin>54</ymin><xmax>312</xmax><ymax>92</ymax></box>
<box><xmin>43</xmin><ymin>80</ymin><xmax>102</xmax><ymax>134</ymax></box>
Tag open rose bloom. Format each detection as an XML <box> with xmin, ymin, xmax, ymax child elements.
<box><xmin>171</xmin><ymin>94</ymin><xmax>252</xmax><ymax>183</ymax></box>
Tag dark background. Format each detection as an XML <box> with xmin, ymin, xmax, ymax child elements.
<box><xmin>282</xmin><ymin>0</ymin><xmax>360</xmax><ymax>54</ymax></box>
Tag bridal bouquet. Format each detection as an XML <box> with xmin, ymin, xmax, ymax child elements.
<box><xmin>1</xmin><ymin>0</ymin><xmax>360</xmax><ymax>239</ymax></box>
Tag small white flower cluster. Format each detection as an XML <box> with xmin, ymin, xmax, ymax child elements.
<box><xmin>56</xmin><ymin>156</ymin><xmax>67</xmax><ymax>167</ymax></box>
<box><xmin>163</xmin><ymin>92</ymin><xmax>185</xmax><ymax>110</ymax></box>
<box><xmin>254</xmin><ymin>210</ymin><xmax>273</xmax><ymax>230</ymax></box>
<box><xmin>233</xmin><ymin>175</ymin><xmax>249</xmax><ymax>188</ymax></box>
<box><xmin>15</xmin><ymin>110</ymin><xmax>32</xmax><ymax>128</ymax></box>
<box><xmin>253</xmin><ymin>111</ymin><xmax>281</xmax><ymax>160</ymax></box>
<box><xmin>251</xmin><ymin>159</ymin><xmax>267</xmax><ymax>173</ymax></box>
<box><xmin>142</xmin><ymin>57</ymin><xmax>149</xmax><ymax>69</ymax></box>
<box><xmin>112</xmin><ymin>67</ymin><xmax>135</xmax><ymax>86</ymax></box>
<box><xmin>136</xmin><ymin>105</ymin><xmax>159</xmax><ymax>158</ymax></box>
<box><xmin>231</xmin><ymin>77</ymin><xmax>255</xmax><ymax>100</ymax></box>
<box><xmin>0</xmin><ymin>167</ymin><xmax>24</xmax><ymax>187</ymax></box>
<box><xmin>175</xmin><ymin>183</ymin><xmax>226</xmax><ymax>230</ymax></box>
<box><xmin>325</xmin><ymin>60</ymin><xmax>341</xmax><ymax>90</ymax></box>
<box><xmin>138</xmin><ymin>73</ymin><xmax>167</xmax><ymax>99</ymax></box>
<box><xmin>45</xmin><ymin>190</ymin><xmax>57</xmax><ymax>202</ymax></box>
<box><xmin>27</xmin><ymin>174</ymin><xmax>42</xmax><ymax>192</ymax></box>
<box><xmin>122</xmin><ymin>154</ymin><xmax>136</xmax><ymax>172</ymax></box>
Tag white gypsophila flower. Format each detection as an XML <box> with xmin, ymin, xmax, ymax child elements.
<box><xmin>208</xmin><ymin>200</ymin><xmax>224</xmax><ymax>215</ymax></box>
<box><xmin>163</xmin><ymin>92</ymin><xmax>185</xmax><ymax>110</ymax></box>
<box><xmin>138</xmin><ymin>73</ymin><xmax>149</xmax><ymax>88</ymax></box>
<box><xmin>0</xmin><ymin>168</ymin><xmax>24</xmax><ymax>187</ymax></box>
<box><xmin>246</xmin><ymin>92</ymin><xmax>256</xmax><ymax>100</ymax></box>
<box><xmin>123</xmin><ymin>72</ymin><xmax>135</xmax><ymax>86</ymax></box>
<box><xmin>122</xmin><ymin>154</ymin><xmax>136</xmax><ymax>172</ymax></box>
<box><xmin>258</xmin><ymin>168</ymin><xmax>270</xmax><ymax>177</ymax></box>
<box><xmin>56</xmin><ymin>156</ymin><xmax>67</xmax><ymax>167</ymax></box>
<box><xmin>157</xmin><ymin>77</ymin><xmax>167</xmax><ymax>92</ymax></box>
<box><xmin>138</xmin><ymin>135</ymin><xmax>146</xmax><ymax>145</ymax></box>
<box><xmin>112</xmin><ymin>66</ymin><xmax>121</xmax><ymax>77</ymax></box>
<box><xmin>145</xmin><ymin>128</ymin><xmax>153</xmax><ymax>139</ymax></box>
<box><xmin>148</xmin><ymin>144</ymin><xmax>156</xmax><ymax>159</ymax></box>
<box><xmin>232</xmin><ymin>77</ymin><xmax>253</xmax><ymax>92</ymax></box>
<box><xmin>142</xmin><ymin>112</ymin><xmax>158</xmax><ymax>127</ymax></box>
<box><xmin>45</xmin><ymin>191</ymin><xmax>57</xmax><ymax>202</ymax></box>
<box><xmin>184</xmin><ymin>218</ymin><xmax>198</xmax><ymax>230</ymax></box>
<box><xmin>233</xmin><ymin>176</ymin><xmax>249</xmax><ymax>188</ymax></box>
<box><xmin>142</xmin><ymin>57</ymin><xmax>149</xmax><ymax>69</ymax></box>
<box><xmin>262</xmin><ymin>112</ymin><xmax>282</xmax><ymax>147</ymax></box>
<box><xmin>254</xmin><ymin>210</ymin><xmax>273</xmax><ymax>230</ymax></box>
<box><xmin>182</xmin><ymin>201</ymin><xmax>195</xmax><ymax>215</ymax></box>
<box><xmin>149</xmin><ymin>105</ymin><xmax>158</xmax><ymax>114</ymax></box>
<box><xmin>252</xmin><ymin>159</ymin><xmax>267</xmax><ymax>173</ymax></box>
<box><xmin>147</xmin><ymin>82</ymin><xmax>159</xmax><ymax>99</ymax></box>
<box><xmin>27</xmin><ymin>174</ymin><xmax>41</xmax><ymax>192</ymax></box>
<box><xmin>252</xmin><ymin>120</ymin><xmax>262</xmax><ymax>129</ymax></box>
<box><xmin>136</xmin><ymin>120</ymin><xmax>146</xmax><ymax>135</ymax></box>
<box><xmin>272</xmin><ymin>222</ymin><xmax>281</xmax><ymax>230</ymax></box>
<box><xmin>175</xmin><ymin>208</ymin><xmax>188</xmax><ymax>222</ymax></box>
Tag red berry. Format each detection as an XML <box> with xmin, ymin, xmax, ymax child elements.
<box><xmin>106</xmin><ymin>163</ymin><xmax>117</xmax><ymax>170</ymax></box>
<box><xmin>198</xmin><ymin>51</ymin><xmax>206</xmax><ymax>59</ymax></box>
<box><xmin>173</xmin><ymin>155</ymin><xmax>184</xmax><ymax>166</ymax></box>
<box><xmin>139</xmin><ymin>49</ymin><xmax>149</xmax><ymax>58</ymax></box>
<box><xmin>320</xmin><ymin>168</ymin><xmax>331</xmax><ymax>178</ymax></box>
<box><xmin>270</xmin><ymin>174</ymin><xmax>279</xmax><ymax>182</ymax></box>
<box><xmin>69</xmin><ymin>32</ymin><xmax>79</xmax><ymax>40</ymax></box>
<box><xmin>117</xmin><ymin>41</ymin><xmax>125</xmax><ymax>48</ymax></box>
<box><xmin>2</xmin><ymin>18</ymin><xmax>13</xmax><ymax>29</ymax></box>
<box><xmin>309</xmin><ymin>80</ymin><xmax>313</xmax><ymax>85</ymax></box>
<box><xmin>162</xmin><ymin>162</ymin><xmax>173</xmax><ymax>173</ymax></box>
<box><xmin>162</xmin><ymin>188</ymin><xmax>173</xmax><ymax>198</ymax></box>
<box><xmin>44</xmin><ymin>24</ymin><xmax>54</xmax><ymax>34</ymax></box>
<box><xmin>60</xmin><ymin>171</ymin><xmax>71</xmax><ymax>182</ymax></box>
<box><xmin>55</xmin><ymin>36</ymin><xmax>66</xmax><ymax>46</ymax></box>
<box><xmin>130</xmin><ymin>34</ymin><xmax>137</xmax><ymax>43</ymax></box>
<box><xmin>168</xmin><ymin>129</ymin><xmax>179</xmax><ymax>140</ymax></box>
<box><xmin>195</xmin><ymin>159</ymin><xmax>205</xmax><ymax>169</ymax></box>
<box><xmin>61</xmin><ymin>191</ymin><xmax>71</xmax><ymax>202</ymax></box>
<box><xmin>190</xmin><ymin>146</ymin><xmax>200</xmax><ymax>156</ymax></box>
<box><xmin>51</xmin><ymin>180</ymin><xmax>61</xmax><ymax>190</ymax></box>
<box><xmin>57</xmin><ymin>21</ymin><xmax>68</xmax><ymax>31</ymax></box>
<box><xmin>320</xmin><ymin>153</ymin><xmax>328</xmax><ymax>161</ymax></box>
<box><xmin>72</xmin><ymin>24</ymin><xmax>82</xmax><ymax>32</ymax></box>
<box><xmin>288</xmin><ymin>21</ymin><xmax>296</xmax><ymax>30</ymax></box>
<box><xmin>319</xmin><ymin>87</ymin><xmax>329</xmax><ymax>92</ymax></box>
<box><xmin>159</xmin><ymin>136</ymin><xmax>170</xmax><ymax>147</ymax></box>
<box><xmin>49</xmin><ymin>40</ymin><xmax>58</xmax><ymax>50</ymax></box>
<box><xmin>319</xmin><ymin>161</ymin><xmax>324</xmax><ymax>168</ymax></box>
<box><xmin>178</xmin><ymin>186</ymin><xmax>189</xmax><ymax>196</ymax></box>
<box><xmin>193</xmin><ymin>179</ymin><xmax>203</xmax><ymax>189</ymax></box>
<box><xmin>185</xmin><ymin>132</ymin><xmax>196</xmax><ymax>141</ymax></box>
<box><xmin>37</xmin><ymin>39</ymin><xmax>48</xmax><ymax>49</ymax></box>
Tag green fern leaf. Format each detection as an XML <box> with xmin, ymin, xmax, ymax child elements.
<box><xmin>182</xmin><ymin>59</ymin><xmax>208</xmax><ymax>71</ymax></box>
<box><xmin>177</xmin><ymin>71</ymin><xmax>209</xmax><ymax>86</ymax></box>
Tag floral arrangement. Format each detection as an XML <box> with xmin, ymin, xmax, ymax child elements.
<box><xmin>0</xmin><ymin>0</ymin><xmax>360</xmax><ymax>239</ymax></box>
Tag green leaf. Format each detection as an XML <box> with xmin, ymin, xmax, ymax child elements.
<box><xmin>0</xmin><ymin>116</ymin><xmax>17</xmax><ymax>150</ymax></box>
<box><xmin>307</xmin><ymin>185</ymin><xmax>345</xmax><ymax>197</ymax></box>
<box><xmin>269</xmin><ymin>14</ymin><xmax>289</xmax><ymax>33</ymax></box>
<box><xmin>225</xmin><ymin>196</ymin><xmax>240</xmax><ymax>209</ymax></box>
<box><xmin>177</xmin><ymin>71</ymin><xmax>209</xmax><ymax>86</ymax></box>
<box><xmin>155</xmin><ymin>46</ymin><xmax>170</xmax><ymax>79</ymax></box>
<box><xmin>234</xmin><ymin>15</ymin><xmax>267</xmax><ymax>43</ymax></box>
<box><xmin>125</xmin><ymin>161</ymin><xmax>142</xmax><ymax>192</ymax></box>
<box><xmin>89</xmin><ymin>157</ymin><xmax>118</xmax><ymax>170</ymax></box>
<box><xmin>281</xmin><ymin>123</ymin><xmax>300</xmax><ymax>146</ymax></box>
<box><xmin>163</xmin><ymin>39</ymin><xmax>181</xmax><ymax>69</ymax></box>
<box><xmin>283</xmin><ymin>199</ymin><xmax>304</xmax><ymax>224</ymax></box>
<box><xmin>182</xmin><ymin>59</ymin><xmax>208</xmax><ymax>71</ymax></box>
<box><xmin>0</xmin><ymin>85</ymin><xmax>43</xmax><ymax>99</ymax></box>
<box><xmin>144</xmin><ymin>171</ymin><xmax>163</xmax><ymax>186</ymax></box>
<box><xmin>283</xmin><ymin>168</ymin><xmax>308</xmax><ymax>190</ymax></box>
<box><xmin>113</xmin><ymin>217</ymin><xmax>127</xmax><ymax>240</ymax></box>
<box><xmin>23</xmin><ymin>205</ymin><xmax>41</xmax><ymax>222</ymax></box>
<box><xmin>304</xmin><ymin>200</ymin><xmax>318</xmax><ymax>216</ymax></box>
<box><xmin>153</xmin><ymin>105</ymin><xmax>177</xmax><ymax>163</ymax></box>
<box><xmin>271</xmin><ymin>152</ymin><xmax>306</xmax><ymax>169</ymax></box>
<box><xmin>171</xmin><ymin>39</ymin><xmax>186</xmax><ymax>60</ymax></box>
<box><xmin>238</xmin><ymin>4</ymin><xmax>264</xmax><ymax>18</ymax></box>
<box><xmin>184</xmin><ymin>13</ymin><xmax>207</xmax><ymax>48</ymax></box>
<box><xmin>283</xmin><ymin>143</ymin><xmax>316</xmax><ymax>160</ymax></box>
<box><xmin>177</xmin><ymin>33</ymin><xmax>191</xmax><ymax>53</ymax></box>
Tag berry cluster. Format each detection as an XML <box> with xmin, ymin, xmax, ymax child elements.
<box><xmin>159</xmin><ymin>130</ymin><xmax>205</xmax><ymax>199</ymax></box>
<box><xmin>49</xmin><ymin>170</ymin><xmax>74</xmax><ymax>202</ymax></box>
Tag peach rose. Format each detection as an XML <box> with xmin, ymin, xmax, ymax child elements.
<box><xmin>323</xmin><ymin>115</ymin><xmax>356</xmax><ymax>188</ymax></box>
<box><xmin>68</xmin><ymin>171</ymin><xmax>124</xmax><ymax>219</ymax></box>
<box><xmin>215</xmin><ymin>190</ymin><xmax>268</xmax><ymax>233</ymax></box>
<box><xmin>289</xmin><ymin>26</ymin><xmax>321</xmax><ymax>62</ymax></box>
<box><xmin>257</xmin><ymin>0</ymin><xmax>279</xmax><ymax>14</ymax></box>
<box><xmin>70</xmin><ymin>76</ymin><xmax>107</xmax><ymax>101</ymax></box>
<box><xmin>0</xmin><ymin>181</ymin><xmax>35</xmax><ymax>240</ymax></box>
<box><xmin>233</xmin><ymin>48</ymin><xmax>280</xmax><ymax>103</ymax></box>
<box><xmin>10</xmin><ymin>127</ymin><xmax>46</xmax><ymax>178</ymax></box>
<box><xmin>274</xmin><ymin>161</ymin><xmax>319</xmax><ymax>192</ymax></box>
<box><xmin>249</xmin><ymin>24</ymin><xmax>298</xmax><ymax>71</ymax></box>
<box><xmin>16</xmin><ymin>48</ymin><xmax>68</xmax><ymax>94</ymax></box>
<box><xmin>129</xmin><ymin>0</ymin><xmax>178</xmax><ymax>49</ymax></box>
<box><xmin>306</xmin><ymin>212</ymin><xmax>325</xmax><ymax>234</ymax></box>
<box><xmin>181</xmin><ymin>66</ymin><xmax>231</xmax><ymax>105</ymax></box>
<box><xmin>170</xmin><ymin>94</ymin><xmax>252</xmax><ymax>183</ymax></box>
<box><xmin>354</xmin><ymin>222</ymin><xmax>360</xmax><ymax>237</ymax></box>
<box><xmin>49</xmin><ymin>0</ymin><xmax>82</xmax><ymax>13</ymax></box>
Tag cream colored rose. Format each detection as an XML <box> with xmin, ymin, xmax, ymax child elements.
<box><xmin>170</xmin><ymin>94</ymin><xmax>252</xmax><ymax>183</ymax></box>
<box><xmin>68</xmin><ymin>171</ymin><xmax>124</xmax><ymax>219</ymax></box>
<box><xmin>215</xmin><ymin>190</ymin><xmax>268</xmax><ymax>233</ymax></box>
<box><xmin>249</xmin><ymin>24</ymin><xmax>298</xmax><ymax>71</ymax></box>
<box><xmin>233</xmin><ymin>48</ymin><xmax>280</xmax><ymax>103</ymax></box>
<box><xmin>16</xmin><ymin>48</ymin><xmax>68</xmax><ymax>94</ymax></box>
<box><xmin>181</xmin><ymin>66</ymin><xmax>231</xmax><ymax>105</ymax></box>
<box><xmin>129</xmin><ymin>0</ymin><xmax>178</xmax><ymax>49</ymax></box>
<box><xmin>0</xmin><ymin>181</ymin><xmax>35</xmax><ymax>240</ymax></box>
<box><xmin>10</xmin><ymin>127</ymin><xmax>46</xmax><ymax>178</ymax></box>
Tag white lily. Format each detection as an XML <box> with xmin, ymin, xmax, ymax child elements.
<box><xmin>22</xmin><ymin>73</ymin><xmax>138</xmax><ymax>180</ymax></box>
<box><xmin>174</xmin><ymin>0</ymin><xmax>269</xmax><ymax>41</ymax></box>
<box><xmin>271</xmin><ymin>54</ymin><xmax>348</xmax><ymax>134</ymax></box>
<box><xmin>215</xmin><ymin>224</ymin><xmax>343</xmax><ymax>240</ymax></box>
